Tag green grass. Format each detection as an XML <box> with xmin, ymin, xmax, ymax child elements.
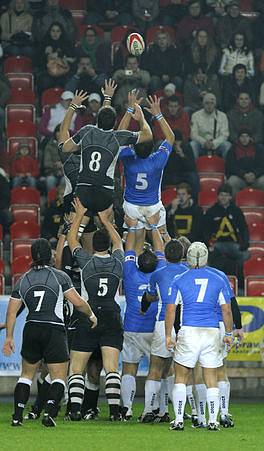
<box><xmin>0</xmin><ymin>403</ymin><xmax>263</xmax><ymax>451</ymax></box>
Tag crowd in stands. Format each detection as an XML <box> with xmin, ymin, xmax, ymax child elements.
<box><xmin>1</xmin><ymin>0</ymin><xmax>264</xmax><ymax>293</ymax></box>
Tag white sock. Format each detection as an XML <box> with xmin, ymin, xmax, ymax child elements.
<box><xmin>207</xmin><ymin>387</ymin><xmax>220</xmax><ymax>424</ymax></box>
<box><xmin>144</xmin><ymin>380</ymin><xmax>161</xmax><ymax>414</ymax></box>
<box><xmin>186</xmin><ymin>385</ymin><xmax>197</xmax><ymax>416</ymax></box>
<box><xmin>218</xmin><ymin>380</ymin><xmax>229</xmax><ymax>417</ymax></box>
<box><xmin>172</xmin><ymin>383</ymin><xmax>186</xmax><ymax>423</ymax></box>
<box><xmin>159</xmin><ymin>379</ymin><xmax>169</xmax><ymax>416</ymax></box>
<box><xmin>167</xmin><ymin>375</ymin><xmax>174</xmax><ymax>402</ymax></box>
<box><xmin>195</xmin><ymin>384</ymin><xmax>207</xmax><ymax>424</ymax></box>
<box><xmin>226</xmin><ymin>380</ymin><xmax>230</xmax><ymax>413</ymax></box>
<box><xmin>121</xmin><ymin>375</ymin><xmax>136</xmax><ymax>409</ymax></box>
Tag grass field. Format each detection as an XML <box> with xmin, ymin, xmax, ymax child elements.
<box><xmin>0</xmin><ymin>402</ymin><xmax>263</xmax><ymax>451</ymax></box>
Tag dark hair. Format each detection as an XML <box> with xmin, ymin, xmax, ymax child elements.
<box><xmin>232</xmin><ymin>63</ymin><xmax>247</xmax><ymax>76</ymax></box>
<box><xmin>138</xmin><ymin>249</ymin><xmax>158</xmax><ymax>273</ymax></box>
<box><xmin>164</xmin><ymin>239</ymin><xmax>184</xmax><ymax>263</ymax></box>
<box><xmin>168</xmin><ymin>95</ymin><xmax>181</xmax><ymax>105</ymax></box>
<box><xmin>134</xmin><ymin>141</ymin><xmax>153</xmax><ymax>159</ymax></box>
<box><xmin>177</xmin><ymin>182</ymin><xmax>192</xmax><ymax>195</ymax></box>
<box><xmin>97</xmin><ymin>106</ymin><xmax>116</xmax><ymax>130</ymax></box>
<box><xmin>177</xmin><ymin>236</ymin><xmax>191</xmax><ymax>259</ymax></box>
<box><xmin>229</xmin><ymin>32</ymin><xmax>250</xmax><ymax>54</ymax></box>
<box><xmin>217</xmin><ymin>183</ymin><xmax>233</xmax><ymax>195</ymax></box>
<box><xmin>92</xmin><ymin>229</ymin><xmax>110</xmax><ymax>252</ymax></box>
<box><xmin>31</xmin><ymin>238</ymin><xmax>52</xmax><ymax>267</ymax></box>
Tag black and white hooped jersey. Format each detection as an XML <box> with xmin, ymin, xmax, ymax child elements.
<box><xmin>73</xmin><ymin>247</ymin><xmax>124</xmax><ymax>313</ymax></box>
<box><xmin>58</xmin><ymin>145</ymin><xmax>81</xmax><ymax>196</ymax></box>
<box><xmin>11</xmin><ymin>266</ymin><xmax>74</xmax><ymax>327</ymax></box>
<box><xmin>71</xmin><ymin>125</ymin><xmax>139</xmax><ymax>189</ymax></box>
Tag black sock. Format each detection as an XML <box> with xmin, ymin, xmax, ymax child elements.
<box><xmin>32</xmin><ymin>379</ymin><xmax>51</xmax><ymax>415</ymax></box>
<box><xmin>68</xmin><ymin>374</ymin><xmax>85</xmax><ymax>414</ymax></box>
<box><xmin>44</xmin><ymin>380</ymin><xmax>65</xmax><ymax>418</ymax></box>
<box><xmin>13</xmin><ymin>379</ymin><xmax>31</xmax><ymax>421</ymax></box>
<box><xmin>81</xmin><ymin>387</ymin><xmax>100</xmax><ymax>415</ymax></box>
<box><xmin>105</xmin><ymin>372</ymin><xmax>121</xmax><ymax>417</ymax></box>
<box><xmin>37</xmin><ymin>376</ymin><xmax>43</xmax><ymax>394</ymax></box>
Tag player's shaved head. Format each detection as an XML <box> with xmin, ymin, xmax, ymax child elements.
<box><xmin>31</xmin><ymin>238</ymin><xmax>52</xmax><ymax>267</ymax></box>
<box><xmin>93</xmin><ymin>229</ymin><xmax>111</xmax><ymax>252</ymax></box>
<box><xmin>177</xmin><ymin>236</ymin><xmax>191</xmax><ymax>259</ymax></box>
<box><xmin>165</xmin><ymin>239</ymin><xmax>184</xmax><ymax>263</ymax></box>
<box><xmin>138</xmin><ymin>249</ymin><xmax>158</xmax><ymax>273</ymax></box>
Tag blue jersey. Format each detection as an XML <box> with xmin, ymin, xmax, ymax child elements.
<box><xmin>147</xmin><ymin>262</ymin><xmax>187</xmax><ymax>321</ymax></box>
<box><xmin>206</xmin><ymin>267</ymin><xmax>234</xmax><ymax>322</ymax></box>
<box><xmin>123</xmin><ymin>250</ymin><xmax>166</xmax><ymax>332</ymax></box>
<box><xmin>119</xmin><ymin>140</ymin><xmax>172</xmax><ymax>205</ymax></box>
<box><xmin>168</xmin><ymin>267</ymin><xmax>230</xmax><ymax>328</ymax></box>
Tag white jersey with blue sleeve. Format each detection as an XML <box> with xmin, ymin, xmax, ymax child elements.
<box><xmin>206</xmin><ymin>267</ymin><xmax>234</xmax><ymax>322</ymax></box>
<box><xmin>168</xmin><ymin>267</ymin><xmax>230</xmax><ymax>328</ymax></box>
<box><xmin>119</xmin><ymin>140</ymin><xmax>172</xmax><ymax>206</ymax></box>
<box><xmin>123</xmin><ymin>250</ymin><xmax>166</xmax><ymax>332</ymax></box>
<box><xmin>147</xmin><ymin>262</ymin><xmax>187</xmax><ymax>321</ymax></box>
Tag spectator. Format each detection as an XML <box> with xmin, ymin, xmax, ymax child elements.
<box><xmin>42</xmin><ymin>185</ymin><xmax>64</xmax><ymax>242</ymax></box>
<box><xmin>153</xmin><ymin>95</ymin><xmax>190</xmax><ymax>142</ymax></box>
<box><xmin>84</xmin><ymin>1</ymin><xmax>133</xmax><ymax>27</ymax></box>
<box><xmin>225</xmin><ymin>129</ymin><xmax>264</xmax><ymax>195</ymax></box>
<box><xmin>0</xmin><ymin>74</ymin><xmax>11</xmax><ymax>140</ymax></box>
<box><xmin>162</xmin><ymin>130</ymin><xmax>199</xmax><ymax>198</ymax></box>
<box><xmin>190</xmin><ymin>92</ymin><xmax>231</xmax><ymax>158</ymax></box>
<box><xmin>166</xmin><ymin>182</ymin><xmax>204</xmax><ymax>240</ymax></box>
<box><xmin>65</xmin><ymin>56</ymin><xmax>106</xmax><ymax>95</ymax></box>
<box><xmin>159</xmin><ymin>82</ymin><xmax>184</xmax><ymax>112</ymax></box>
<box><xmin>39</xmin><ymin>91</ymin><xmax>83</xmax><ymax>139</ymax></box>
<box><xmin>219</xmin><ymin>32</ymin><xmax>254</xmax><ymax>78</ymax></box>
<box><xmin>0</xmin><ymin>0</ymin><xmax>34</xmax><ymax>58</ymax></box>
<box><xmin>132</xmin><ymin>0</ymin><xmax>160</xmax><ymax>33</ymax></box>
<box><xmin>222</xmin><ymin>64</ymin><xmax>256</xmax><ymax>112</ymax></box>
<box><xmin>159</xmin><ymin>0</ymin><xmax>188</xmax><ymax>26</ymax></box>
<box><xmin>32</xmin><ymin>0</ymin><xmax>76</xmax><ymax>44</ymax></box>
<box><xmin>227</xmin><ymin>92</ymin><xmax>264</xmax><ymax>144</ymax></box>
<box><xmin>215</xmin><ymin>1</ymin><xmax>252</xmax><ymax>49</ymax></box>
<box><xmin>184</xmin><ymin>29</ymin><xmax>220</xmax><ymax>77</ymax></box>
<box><xmin>206</xmin><ymin>1</ymin><xmax>227</xmax><ymax>27</ymax></box>
<box><xmin>252</xmin><ymin>1</ymin><xmax>264</xmax><ymax>53</ymax></box>
<box><xmin>183</xmin><ymin>66</ymin><xmax>221</xmax><ymax>114</ymax></box>
<box><xmin>142</xmin><ymin>30</ymin><xmax>183</xmax><ymax>92</ymax></box>
<box><xmin>42</xmin><ymin>124</ymin><xmax>64</xmax><ymax>191</ymax></box>
<box><xmin>76</xmin><ymin>25</ymin><xmax>111</xmax><ymax>75</ymax></box>
<box><xmin>176</xmin><ymin>1</ymin><xmax>214</xmax><ymax>47</ymax></box>
<box><xmin>83</xmin><ymin>92</ymin><xmax>102</xmax><ymax>126</ymax></box>
<box><xmin>0</xmin><ymin>167</ymin><xmax>11</xmax><ymax>235</ymax></box>
<box><xmin>113</xmin><ymin>55</ymin><xmax>150</xmax><ymax>109</ymax></box>
<box><xmin>11</xmin><ymin>145</ymin><xmax>39</xmax><ymax>188</ymax></box>
<box><xmin>203</xmin><ymin>183</ymin><xmax>249</xmax><ymax>280</ymax></box>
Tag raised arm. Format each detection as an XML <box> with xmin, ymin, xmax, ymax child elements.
<box><xmin>124</xmin><ymin>215</ymin><xmax>138</xmax><ymax>251</ymax></box>
<box><xmin>101</xmin><ymin>78</ymin><xmax>117</xmax><ymax>107</ymax></box>
<box><xmin>118</xmin><ymin>90</ymin><xmax>143</xmax><ymax>131</ymax></box>
<box><xmin>145</xmin><ymin>95</ymin><xmax>175</xmax><ymax>146</ymax></box>
<box><xmin>146</xmin><ymin>211</ymin><xmax>164</xmax><ymax>253</ymax></box>
<box><xmin>98</xmin><ymin>207</ymin><xmax>123</xmax><ymax>252</ymax></box>
<box><xmin>60</xmin><ymin>90</ymin><xmax>89</xmax><ymax>152</ymax></box>
<box><xmin>67</xmin><ymin>197</ymin><xmax>88</xmax><ymax>252</ymax></box>
<box><xmin>132</xmin><ymin>104</ymin><xmax>152</xmax><ymax>144</ymax></box>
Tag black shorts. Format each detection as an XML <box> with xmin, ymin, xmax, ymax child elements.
<box><xmin>63</xmin><ymin>193</ymin><xmax>74</xmax><ymax>214</ymax></box>
<box><xmin>71</xmin><ymin>312</ymin><xmax>123</xmax><ymax>353</ymax></box>
<box><xmin>74</xmin><ymin>185</ymin><xmax>114</xmax><ymax>215</ymax></box>
<box><xmin>21</xmin><ymin>323</ymin><xmax>69</xmax><ymax>364</ymax></box>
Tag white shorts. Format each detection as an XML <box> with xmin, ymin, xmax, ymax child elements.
<box><xmin>174</xmin><ymin>326</ymin><xmax>222</xmax><ymax>369</ymax></box>
<box><xmin>151</xmin><ymin>320</ymin><xmax>175</xmax><ymax>359</ymax></box>
<box><xmin>122</xmin><ymin>331</ymin><xmax>153</xmax><ymax>363</ymax></box>
<box><xmin>123</xmin><ymin>200</ymin><xmax>166</xmax><ymax>230</ymax></box>
<box><xmin>219</xmin><ymin>321</ymin><xmax>227</xmax><ymax>362</ymax></box>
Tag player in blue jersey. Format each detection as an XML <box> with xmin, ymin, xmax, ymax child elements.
<box><xmin>118</xmin><ymin>94</ymin><xmax>174</xmax><ymax>249</ymax></box>
<box><xmin>165</xmin><ymin>242</ymin><xmax>233</xmax><ymax>431</ymax></box>
<box><xmin>139</xmin><ymin>239</ymin><xmax>187</xmax><ymax>423</ymax></box>
<box><xmin>121</xmin><ymin>212</ymin><xmax>166</xmax><ymax>420</ymax></box>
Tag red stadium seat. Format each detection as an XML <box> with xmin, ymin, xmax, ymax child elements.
<box><xmin>0</xmin><ymin>259</ymin><xmax>4</xmax><ymax>274</ymax></box>
<box><xmin>10</xmin><ymin>187</ymin><xmax>40</xmax><ymax>206</ymax></box>
<box><xmin>0</xmin><ymin>275</ymin><xmax>5</xmax><ymax>294</ymax></box>
<box><xmin>41</xmin><ymin>87</ymin><xmax>64</xmax><ymax>111</ymax></box>
<box><xmin>248</xmin><ymin>222</ymin><xmax>264</xmax><ymax>242</ymax></box>
<box><xmin>236</xmin><ymin>188</ymin><xmax>264</xmax><ymax>208</ymax></box>
<box><xmin>199</xmin><ymin>175</ymin><xmax>225</xmax><ymax>192</ymax></box>
<box><xmin>60</xmin><ymin>0</ymin><xmax>86</xmax><ymax>8</ymax></box>
<box><xmin>110</xmin><ymin>25</ymin><xmax>137</xmax><ymax>63</ymax></box>
<box><xmin>243</xmin><ymin>210</ymin><xmax>264</xmax><ymax>227</ymax></box>
<box><xmin>5</xmin><ymin>105</ymin><xmax>35</xmax><ymax>127</ymax></box>
<box><xmin>196</xmin><ymin>155</ymin><xmax>225</xmax><ymax>174</ymax></box>
<box><xmin>248</xmin><ymin>244</ymin><xmax>264</xmax><ymax>257</ymax></box>
<box><xmin>146</xmin><ymin>25</ymin><xmax>176</xmax><ymax>47</ymax></box>
<box><xmin>47</xmin><ymin>187</ymin><xmax>57</xmax><ymax>206</ymax></box>
<box><xmin>244</xmin><ymin>256</ymin><xmax>264</xmax><ymax>277</ymax></box>
<box><xmin>161</xmin><ymin>186</ymin><xmax>177</xmax><ymax>207</ymax></box>
<box><xmin>71</xmin><ymin>9</ymin><xmax>86</xmax><ymax>30</ymax></box>
<box><xmin>11</xmin><ymin>239</ymin><xmax>33</xmax><ymax>261</ymax></box>
<box><xmin>6</xmin><ymin>120</ymin><xmax>37</xmax><ymax>138</ymax></box>
<box><xmin>6</xmin><ymin>73</ymin><xmax>34</xmax><ymax>90</ymax></box>
<box><xmin>7</xmin><ymin>137</ymin><xmax>38</xmax><ymax>159</ymax></box>
<box><xmin>11</xmin><ymin>255</ymin><xmax>32</xmax><ymax>276</ymax></box>
<box><xmin>245</xmin><ymin>276</ymin><xmax>264</xmax><ymax>296</ymax></box>
<box><xmin>10</xmin><ymin>221</ymin><xmax>40</xmax><ymax>241</ymax></box>
<box><xmin>8</xmin><ymin>87</ymin><xmax>36</xmax><ymax>105</ymax></box>
<box><xmin>198</xmin><ymin>189</ymin><xmax>217</xmax><ymax>210</ymax></box>
<box><xmin>0</xmin><ymin>225</ymin><xmax>2</xmax><ymax>259</ymax></box>
<box><xmin>227</xmin><ymin>275</ymin><xmax>238</xmax><ymax>296</ymax></box>
<box><xmin>4</xmin><ymin>56</ymin><xmax>32</xmax><ymax>73</ymax></box>
<box><xmin>10</xmin><ymin>205</ymin><xmax>40</xmax><ymax>224</ymax></box>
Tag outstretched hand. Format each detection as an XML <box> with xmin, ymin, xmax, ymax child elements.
<box><xmin>146</xmin><ymin>210</ymin><xmax>160</xmax><ymax>226</ymax></box>
<box><xmin>102</xmin><ymin>78</ymin><xmax>117</xmax><ymax>98</ymax></box>
<box><xmin>131</xmin><ymin>104</ymin><xmax>144</xmax><ymax>122</ymax></box>
<box><xmin>128</xmin><ymin>89</ymin><xmax>143</xmax><ymax>109</ymax></box>
<box><xmin>71</xmin><ymin>197</ymin><xmax>87</xmax><ymax>217</ymax></box>
<box><xmin>144</xmin><ymin>95</ymin><xmax>161</xmax><ymax>116</ymax></box>
<box><xmin>124</xmin><ymin>215</ymin><xmax>138</xmax><ymax>228</ymax></box>
<box><xmin>98</xmin><ymin>205</ymin><xmax>114</xmax><ymax>224</ymax></box>
<box><xmin>72</xmin><ymin>90</ymin><xmax>89</xmax><ymax>107</ymax></box>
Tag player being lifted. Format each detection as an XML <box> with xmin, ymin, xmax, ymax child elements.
<box><xmin>2</xmin><ymin>238</ymin><xmax>97</xmax><ymax>428</ymax></box>
<box><xmin>165</xmin><ymin>242</ymin><xmax>233</xmax><ymax>431</ymax></box>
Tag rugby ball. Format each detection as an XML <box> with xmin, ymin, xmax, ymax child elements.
<box><xmin>127</xmin><ymin>33</ymin><xmax>145</xmax><ymax>56</ymax></box>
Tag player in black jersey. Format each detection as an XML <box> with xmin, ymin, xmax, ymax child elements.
<box><xmin>2</xmin><ymin>238</ymin><xmax>97</xmax><ymax>428</ymax></box>
<box><xmin>59</xmin><ymin>80</ymin><xmax>152</xmax><ymax>216</ymax></box>
<box><xmin>66</xmin><ymin>198</ymin><xmax>124</xmax><ymax>421</ymax></box>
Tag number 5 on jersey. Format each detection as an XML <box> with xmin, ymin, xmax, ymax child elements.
<box><xmin>136</xmin><ymin>173</ymin><xmax>148</xmax><ymax>190</ymax></box>
<box><xmin>97</xmin><ymin>278</ymin><xmax>108</xmax><ymax>296</ymax></box>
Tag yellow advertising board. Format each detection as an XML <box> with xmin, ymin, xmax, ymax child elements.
<box><xmin>227</xmin><ymin>297</ymin><xmax>264</xmax><ymax>362</ymax></box>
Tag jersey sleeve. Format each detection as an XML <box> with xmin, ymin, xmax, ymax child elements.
<box><xmin>124</xmin><ymin>250</ymin><xmax>137</xmax><ymax>277</ymax></box>
<box><xmin>72</xmin><ymin>125</ymin><xmax>93</xmax><ymax>145</ymax></box>
<box><xmin>116</xmin><ymin>130</ymin><xmax>139</xmax><ymax>146</ymax></box>
<box><xmin>11</xmin><ymin>280</ymin><xmax>22</xmax><ymax>300</ymax></box>
<box><xmin>119</xmin><ymin>146</ymin><xmax>135</xmax><ymax>160</ymax></box>
<box><xmin>218</xmin><ymin>281</ymin><xmax>231</xmax><ymax>305</ymax></box>
<box><xmin>73</xmin><ymin>247</ymin><xmax>92</xmax><ymax>269</ymax></box>
<box><xmin>167</xmin><ymin>279</ymin><xmax>182</xmax><ymax>305</ymax></box>
<box><xmin>113</xmin><ymin>249</ymin><xmax>124</xmax><ymax>274</ymax></box>
<box><xmin>153</xmin><ymin>140</ymin><xmax>173</xmax><ymax>169</ymax></box>
<box><xmin>57</xmin><ymin>271</ymin><xmax>74</xmax><ymax>293</ymax></box>
<box><xmin>221</xmin><ymin>273</ymin><xmax>235</xmax><ymax>299</ymax></box>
